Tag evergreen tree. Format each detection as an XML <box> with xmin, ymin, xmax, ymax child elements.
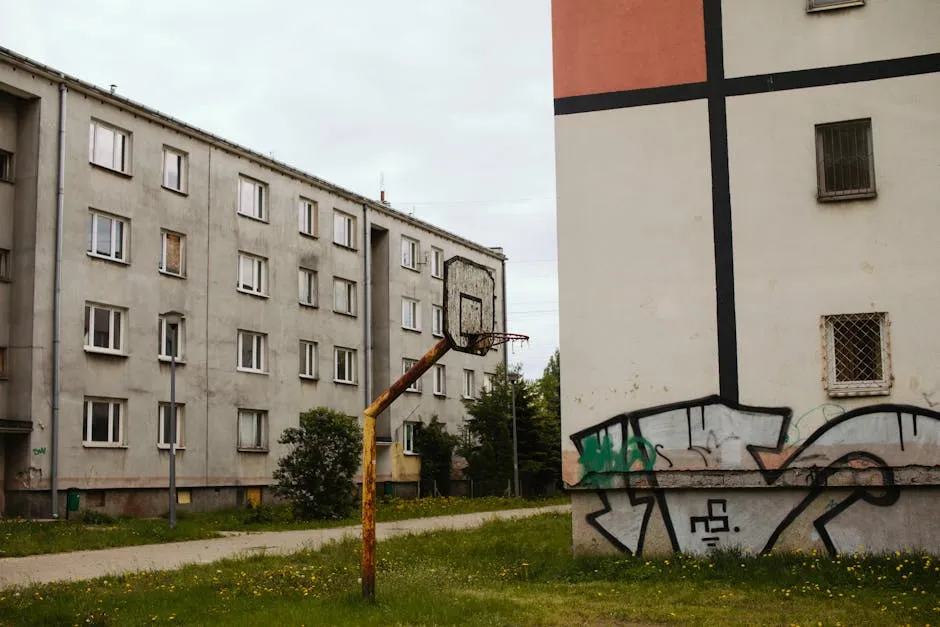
<box><xmin>415</xmin><ymin>416</ymin><xmax>459</xmax><ymax>496</ymax></box>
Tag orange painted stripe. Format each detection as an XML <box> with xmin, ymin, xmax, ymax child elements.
<box><xmin>552</xmin><ymin>0</ymin><xmax>707</xmax><ymax>99</ymax></box>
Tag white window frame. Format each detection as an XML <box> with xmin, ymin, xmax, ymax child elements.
<box><xmin>483</xmin><ymin>372</ymin><xmax>496</xmax><ymax>393</ymax></box>
<box><xmin>82</xmin><ymin>397</ymin><xmax>125</xmax><ymax>447</ymax></box>
<box><xmin>300</xmin><ymin>340</ymin><xmax>318</xmax><ymax>379</ymax></box>
<box><xmin>0</xmin><ymin>248</ymin><xmax>10</xmax><ymax>281</ymax></box>
<box><xmin>87</xmin><ymin>210</ymin><xmax>128</xmax><ymax>262</ymax></box>
<box><xmin>157</xmin><ymin>402</ymin><xmax>185</xmax><ymax>449</ymax></box>
<box><xmin>158</xmin><ymin>315</ymin><xmax>185</xmax><ymax>361</ymax></box>
<box><xmin>237</xmin><ymin>409</ymin><xmax>268</xmax><ymax>451</ymax></box>
<box><xmin>162</xmin><ymin>146</ymin><xmax>187</xmax><ymax>193</ymax></box>
<box><xmin>333</xmin><ymin>277</ymin><xmax>357</xmax><ymax>316</ymax></box>
<box><xmin>159</xmin><ymin>230</ymin><xmax>186</xmax><ymax>277</ymax></box>
<box><xmin>333</xmin><ymin>211</ymin><xmax>356</xmax><ymax>248</ymax></box>
<box><xmin>403</xmin><ymin>422</ymin><xmax>417</xmax><ymax>454</ymax></box>
<box><xmin>401</xmin><ymin>236</ymin><xmax>419</xmax><ymax>270</ymax></box>
<box><xmin>822</xmin><ymin>312</ymin><xmax>891</xmax><ymax>397</ymax></box>
<box><xmin>334</xmin><ymin>346</ymin><xmax>357</xmax><ymax>384</ymax></box>
<box><xmin>0</xmin><ymin>149</ymin><xmax>13</xmax><ymax>183</ymax></box>
<box><xmin>299</xmin><ymin>197</ymin><xmax>318</xmax><ymax>236</ymax></box>
<box><xmin>237</xmin><ymin>175</ymin><xmax>267</xmax><ymax>221</ymax></box>
<box><xmin>237</xmin><ymin>252</ymin><xmax>268</xmax><ymax>296</ymax></box>
<box><xmin>237</xmin><ymin>330</ymin><xmax>267</xmax><ymax>373</ymax></box>
<box><xmin>84</xmin><ymin>303</ymin><xmax>125</xmax><ymax>354</ymax></box>
<box><xmin>403</xmin><ymin>358</ymin><xmax>421</xmax><ymax>393</ymax></box>
<box><xmin>89</xmin><ymin>120</ymin><xmax>130</xmax><ymax>174</ymax></box>
<box><xmin>431</xmin><ymin>247</ymin><xmax>443</xmax><ymax>279</ymax></box>
<box><xmin>402</xmin><ymin>297</ymin><xmax>421</xmax><ymax>331</ymax></box>
<box><xmin>807</xmin><ymin>0</ymin><xmax>865</xmax><ymax>11</ymax></box>
<box><xmin>433</xmin><ymin>364</ymin><xmax>446</xmax><ymax>397</ymax></box>
<box><xmin>299</xmin><ymin>268</ymin><xmax>318</xmax><ymax>307</ymax></box>
<box><xmin>432</xmin><ymin>305</ymin><xmax>444</xmax><ymax>337</ymax></box>
<box><xmin>463</xmin><ymin>369</ymin><xmax>476</xmax><ymax>399</ymax></box>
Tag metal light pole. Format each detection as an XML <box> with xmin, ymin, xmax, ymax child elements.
<box><xmin>508</xmin><ymin>371</ymin><xmax>520</xmax><ymax>498</ymax></box>
<box><xmin>162</xmin><ymin>311</ymin><xmax>184</xmax><ymax>529</ymax></box>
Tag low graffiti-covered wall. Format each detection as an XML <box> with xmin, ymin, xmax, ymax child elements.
<box><xmin>567</xmin><ymin>396</ymin><xmax>940</xmax><ymax>556</ymax></box>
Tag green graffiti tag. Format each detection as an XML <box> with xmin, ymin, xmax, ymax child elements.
<box><xmin>32</xmin><ymin>447</ymin><xmax>46</xmax><ymax>455</ymax></box>
<box><xmin>577</xmin><ymin>433</ymin><xmax>658</xmax><ymax>487</ymax></box>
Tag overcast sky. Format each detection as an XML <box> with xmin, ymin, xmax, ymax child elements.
<box><xmin>1</xmin><ymin>0</ymin><xmax>559</xmax><ymax>379</ymax></box>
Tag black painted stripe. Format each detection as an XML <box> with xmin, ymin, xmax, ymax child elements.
<box><xmin>703</xmin><ymin>0</ymin><xmax>739</xmax><ymax>402</ymax></box>
<box><xmin>554</xmin><ymin>54</ymin><xmax>940</xmax><ymax>116</ymax></box>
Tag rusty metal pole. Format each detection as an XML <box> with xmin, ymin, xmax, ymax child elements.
<box><xmin>362</xmin><ymin>337</ymin><xmax>450</xmax><ymax>600</ymax></box>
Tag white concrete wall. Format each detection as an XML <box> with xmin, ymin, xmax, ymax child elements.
<box><xmin>722</xmin><ymin>0</ymin><xmax>940</xmax><ymax>79</ymax></box>
<box><xmin>555</xmin><ymin>100</ymin><xmax>719</xmax><ymax>483</ymax></box>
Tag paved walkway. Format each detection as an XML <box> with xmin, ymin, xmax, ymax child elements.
<box><xmin>0</xmin><ymin>505</ymin><xmax>569</xmax><ymax>589</ymax></box>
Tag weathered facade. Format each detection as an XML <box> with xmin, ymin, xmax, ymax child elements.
<box><xmin>553</xmin><ymin>0</ymin><xmax>940</xmax><ymax>555</ymax></box>
<box><xmin>0</xmin><ymin>47</ymin><xmax>506</xmax><ymax>517</ymax></box>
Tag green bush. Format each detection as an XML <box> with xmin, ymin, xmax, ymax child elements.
<box><xmin>79</xmin><ymin>510</ymin><xmax>116</xmax><ymax>525</ymax></box>
<box><xmin>415</xmin><ymin>417</ymin><xmax>459</xmax><ymax>496</ymax></box>
<box><xmin>272</xmin><ymin>407</ymin><xmax>362</xmax><ymax>520</ymax></box>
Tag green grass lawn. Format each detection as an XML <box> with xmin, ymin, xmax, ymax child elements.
<box><xmin>0</xmin><ymin>495</ymin><xmax>567</xmax><ymax>558</ymax></box>
<box><xmin>1</xmin><ymin>512</ymin><xmax>935</xmax><ymax>626</ymax></box>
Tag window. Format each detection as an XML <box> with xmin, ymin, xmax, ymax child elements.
<box><xmin>87</xmin><ymin>211</ymin><xmax>127</xmax><ymax>262</ymax></box>
<box><xmin>403</xmin><ymin>422</ymin><xmax>417</xmax><ymax>454</ymax></box>
<box><xmin>431</xmin><ymin>247</ymin><xmax>443</xmax><ymax>279</ymax></box>
<box><xmin>333</xmin><ymin>211</ymin><xmax>356</xmax><ymax>248</ymax></box>
<box><xmin>483</xmin><ymin>372</ymin><xmax>496</xmax><ymax>393</ymax></box>
<box><xmin>463</xmin><ymin>369</ymin><xmax>476</xmax><ymax>399</ymax></box>
<box><xmin>432</xmin><ymin>305</ymin><xmax>444</xmax><ymax>337</ymax></box>
<box><xmin>238</xmin><ymin>176</ymin><xmax>267</xmax><ymax>220</ymax></box>
<box><xmin>237</xmin><ymin>409</ymin><xmax>268</xmax><ymax>451</ymax></box>
<box><xmin>162</xmin><ymin>147</ymin><xmax>187</xmax><ymax>193</ymax></box>
<box><xmin>160</xmin><ymin>230</ymin><xmax>185</xmax><ymax>276</ymax></box>
<box><xmin>84</xmin><ymin>304</ymin><xmax>124</xmax><ymax>353</ymax></box>
<box><xmin>807</xmin><ymin>0</ymin><xmax>864</xmax><ymax>11</ymax></box>
<box><xmin>333</xmin><ymin>277</ymin><xmax>357</xmax><ymax>315</ymax></box>
<box><xmin>157</xmin><ymin>403</ymin><xmax>185</xmax><ymax>449</ymax></box>
<box><xmin>334</xmin><ymin>346</ymin><xmax>356</xmax><ymax>384</ymax></box>
<box><xmin>0</xmin><ymin>347</ymin><xmax>7</xmax><ymax>378</ymax></box>
<box><xmin>299</xmin><ymin>268</ymin><xmax>318</xmax><ymax>307</ymax></box>
<box><xmin>237</xmin><ymin>330</ymin><xmax>267</xmax><ymax>373</ymax></box>
<box><xmin>299</xmin><ymin>198</ymin><xmax>318</xmax><ymax>236</ymax></box>
<box><xmin>816</xmin><ymin>119</ymin><xmax>875</xmax><ymax>200</ymax></box>
<box><xmin>823</xmin><ymin>312</ymin><xmax>891</xmax><ymax>396</ymax></box>
<box><xmin>300</xmin><ymin>340</ymin><xmax>318</xmax><ymax>379</ymax></box>
<box><xmin>401</xmin><ymin>236</ymin><xmax>419</xmax><ymax>270</ymax></box>
<box><xmin>0</xmin><ymin>248</ymin><xmax>9</xmax><ymax>281</ymax></box>
<box><xmin>433</xmin><ymin>364</ymin><xmax>446</xmax><ymax>396</ymax></box>
<box><xmin>89</xmin><ymin>120</ymin><xmax>130</xmax><ymax>173</ymax></box>
<box><xmin>237</xmin><ymin>252</ymin><xmax>268</xmax><ymax>296</ymax></box>
<box><xmin>0</xmin><ymin>150</ymin><xmax>12</xmax><ymax>182</ymax></box>
<box><xmin>82</xmin><ymin>398</ymin><xmax>124</xmax><ymax>446</ymax></box>
<box><xmin>403</xmin><ymin>358</ymin><xmax>421</xmax><ymax>392</ymax></box>
<box><xmin>158</xmin><ymin>315</ymin><xmax>185</xmax><ymax>360</ymax></box>
<box><xmin>402</xmin><ymin>297</ymin><xmax>421</xmax><ymax>331</ymax></box>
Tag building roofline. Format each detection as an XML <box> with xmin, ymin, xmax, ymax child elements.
<box><xmin>0</xmin><ymin>46</ymin><xmax>505</xmax><ymax>261</ymax></box>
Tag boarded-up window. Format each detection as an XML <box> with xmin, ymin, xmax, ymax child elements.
<box><xmin>161</xmin><ymin>231</ymin><xmax>184</xmax><ymax>276</ymax></box>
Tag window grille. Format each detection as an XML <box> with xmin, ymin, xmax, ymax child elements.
<box><xmin>816</xmin><ymin>119</ymin><xmax>875</xmax><ymax>200</ymax></box>
<box><xmin>823</xmin><ymin>312</ymin><xmax>890</xmax><ymax>396</ymax></box>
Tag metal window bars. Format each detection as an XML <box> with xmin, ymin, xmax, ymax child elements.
<box><xmin>823</xmin><ymin>313</ymin><xmax>890</xmax><ymax>395</ymax></box>
<box><xmin>816</xmin><ymin>119</ymin><xmax>875</xmax><ymax>200</ymax></box>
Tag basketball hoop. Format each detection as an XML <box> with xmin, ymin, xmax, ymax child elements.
<box><xmin>463</xmin><ymin>331</ymin><xmax>530</xmax><ymax>354</ymax></box>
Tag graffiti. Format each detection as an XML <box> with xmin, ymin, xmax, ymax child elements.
<box><xmin>570</xmin><ymin>396</ymin><xmax>940</xmax><ymax>556</ymax></box>
<box><xmin>32</xmin><ymin>447</ymin><xmax>46</xmax><ymax>455</ymax></box>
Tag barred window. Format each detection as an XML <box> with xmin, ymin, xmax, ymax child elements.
<box><xmin>816</xmin><ymin>119</ymin><xmax>875</xmax><ymax>201</ymax></box>
<box><xmin>823</xmin><ymin>312</ymin><xmax>890</xmax><ymax>396</ymax></box>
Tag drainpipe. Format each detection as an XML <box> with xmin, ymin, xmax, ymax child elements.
<box><xmin>51</xmin><ymin>81</ymin><xmax>67</xmax><ymax>518</ymax></box>
<box><xmin>363</xmin><ymin>204</ymin><xmax>372</xmax><ymax>406</ymax></box>
<box><xmin>500</xmin><ymin>254</ymin><xmax>508</xmax><ymax>375</ymax></box>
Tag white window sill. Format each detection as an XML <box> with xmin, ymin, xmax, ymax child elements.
<box><xmin>402</xmin><ymin>326</ymin><xmax>422</xmax><ymax>333</ymax></box>
<box><xmin>299</xmin><ymin>302</ymin><xmax>319</xmax><ymax>309</ymax></box>
<box><xmin>827</xmin><ymin>385</ymin><xmax>891</xmax><ymax>398</ymax></box>
<box><xmin>237</xmin><ymin>447</ymin><xmax>269</xmax><ymax>454</ymax></box>
<box><xmin>236</xmin><ymin>211</ymin><xmax>268</xmax><ymax>224</ymax></box>
<box><xmin>333</xmin><ymin>242</ymin><xmax>357</xmax><ymax>251</ymax></box>
<box><xmin>401</xmin><ymin>264</ymin><xmax>419</xmax><ymax>273</ymax></box>
<box><xmin>84</xmin><ymin>347</ymin><xmax>128</xmax><ymax>358</ymax></box>
<box><xmin>89</xmin><ymin>161</ymin><xmax>132</xmax><ymax>178</ymax></box>
<box><xmin>432</xmin><ymin>332</ymin><xmax>444</xmax><ymax>338</ymax></box>
<box><xmin>82</xmin><ymin>442</ymin><xmax>127</xmax><ymax>449</ymax></box>
<box><xmin>431</xmin><ymin>274</ymin><xmax>442</xmax><ymax>281</ymax></box>
<box><xmin>299</xmin><ymin>374</ymin><xmax>319</xmax><ymax>381</ymax></box>
<box><xmin>404</xmin><ymin>388</ymin><xmax>421</xmax><ymax>394</ymax></box>
<box><xmin>157</xmin><ymin>444</ymin><xmax>186</xmax><ymax>450</ymax></box>
<box><xmin>237</xmin><ymin>367</ymin><xmax>268</xmax><ymax>375</ymax></box>
<box><xmin>299</xmin><ymin>231</ymin><xmax>318</xmax><ymax>239</ymax></box>
<box><xmin>333</xmin><ymin>310</ymin><xmax>358</xmax><ymax>318</ymax></box>
<box><xmin>462</xmin><ymin>395</ymin><xmax>475</xmax><ymax>401</ymax></box>
<box><xmin>158</xmin><ymin>269</ymin><xmax>186</xmax><ymax>280</ymax></box>
<box><xmin>403</xmin><ymin>451</ymin><xmax>420</xmax><ymax>457</ymax></box>
<box><xmin>86</xmin><ymin>252</ymin><xmax>129</xmax><ymax>265</ymax></box>
<box><xmin>433</xmin><ymin>392</ymin><xmax>446</xmax><ymax>398</ymax></box>
<box><xmin>161</xmin><ymin>184</ymin><xmax>188</xmax><ymax>197</ymax></box>
<box><xmin>158</xmin><ymin>356</ymin><xmax>186</xmax><ymax>365</ymax></box>
<box><xmin>236</xmin><ymin>287</ymin><xmax>269</xmax><ymax>299</ymax></box>
<box><xmin>334</xmin><ymin>378</ymin><xmax>357</xmax><ymax>386</ymax></box>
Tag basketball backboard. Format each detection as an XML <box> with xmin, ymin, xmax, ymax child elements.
<box><xmin>443</xmin><ymin>256</ymin><xmax>496</xmax><ymax>355</ymax></box>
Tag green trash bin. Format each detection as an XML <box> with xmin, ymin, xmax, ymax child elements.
<box><xmin>383</xmin><ymin>482</ymin><xmax>394</xmax><ymax>498</ymax></box>
<box><xmin>66</xmin><ymin>488</ymin><xmax>80</xmax><ymax>519</ymax></box>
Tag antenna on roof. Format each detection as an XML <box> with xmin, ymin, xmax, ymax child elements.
<box><xmin>380</xmin><ymin>172</ymin><xmax>389</xmax><ymax>206</ymax></box>
<box><xmin>109</xmin><ymin>84</ymin><xmax>117</xmax><ymax>95</ymax></box>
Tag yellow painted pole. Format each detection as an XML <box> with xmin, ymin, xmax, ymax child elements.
<box><xmin>362</xmin><ymin>337</ymin><xmax>450</xmax><ymax>600</ymax></box>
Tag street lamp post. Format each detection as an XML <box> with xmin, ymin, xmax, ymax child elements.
<box><xmin>508</xmin><ymin>371</ymin><xmax>521</xmax><ymax>498</ymax></box>
<box><xmin>161</xmin><ymin>310</ymin><xmax>184</xmax><ymax>529</ymax></box>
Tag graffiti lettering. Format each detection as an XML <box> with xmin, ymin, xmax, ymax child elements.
<box><xmin>32</xmin><ymin>447</ymin><xmax>46</xmax><ymax>455</ymax></box>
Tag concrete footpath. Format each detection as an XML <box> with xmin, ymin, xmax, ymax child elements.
<box><xmin>0</xmin><ymin>505</ymin><xmax>569</xmax><ymax>589</ymax></box>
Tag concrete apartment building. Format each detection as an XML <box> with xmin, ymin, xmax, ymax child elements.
<box><xmin>554</xmin><ymin>0</ymin><xmax>940</xmax><ymax>556</ymax></box>
<box><xmin>0</xmin><ymin>47</ymin><xmax>506</xmax><ymax>518</ymax></box>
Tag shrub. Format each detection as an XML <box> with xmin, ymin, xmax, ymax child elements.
<box><xmin>272</xmin><ymin>407</ymin><xmax>362</xmax><ymax>520</ymax></box>
<box><xmin>79</xmin><ymin>510</ymin><xmax>116</xmax><ymax>525</ymax></box>
<box><xmin>415</xmin><ymin>417</ymin><xmax>459</xmax><ymax>496</ymax></box>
